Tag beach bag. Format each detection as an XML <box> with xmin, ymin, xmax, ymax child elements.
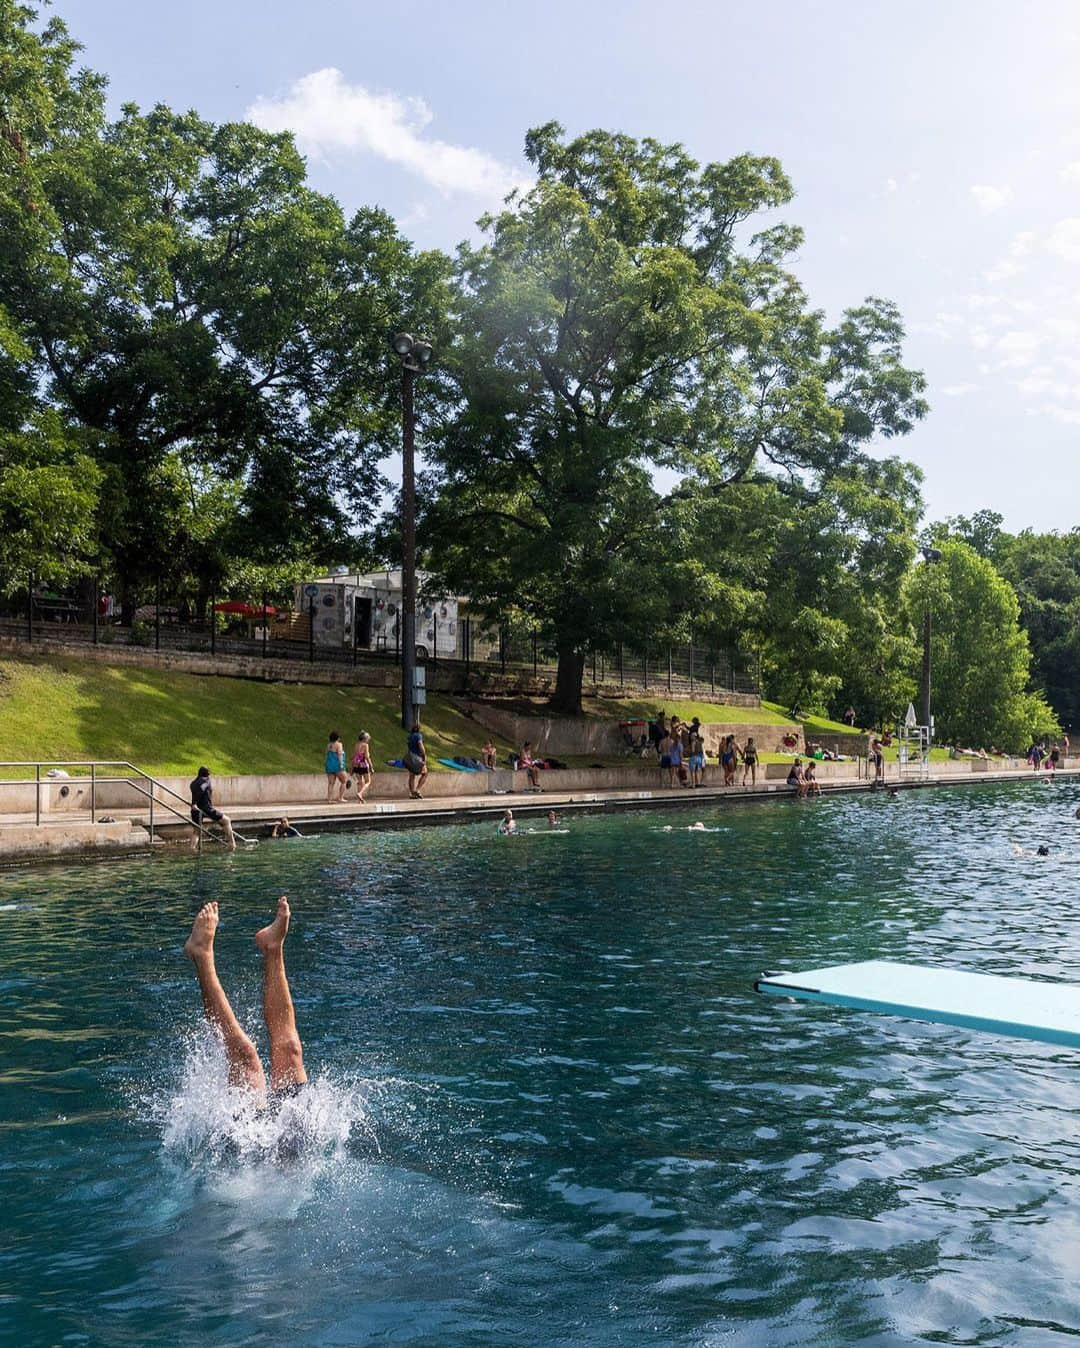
<box><xmin>678</xmin><ymin>764</ymin><xmax>689</xmax><ymax>784</ymax></box>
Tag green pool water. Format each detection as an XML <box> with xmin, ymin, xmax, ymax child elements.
<box><xmin>3</xmin><ymin>781</ymin><xmax>1080</xmax><ymax>1345</ymax></box>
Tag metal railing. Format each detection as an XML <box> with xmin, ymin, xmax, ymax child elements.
<box><xmin>0</xmin><ymin>760</ymin><xmax>228</xmax><ymax>846</ymax></box>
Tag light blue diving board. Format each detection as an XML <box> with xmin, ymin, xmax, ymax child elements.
<box><xmin>755</xmin><ymin>960</ymin><xmax>1080</xmax><ymax>1050</ymax></box>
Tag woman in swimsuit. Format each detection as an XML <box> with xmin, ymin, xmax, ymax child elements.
<box><xmin>350</xmin><ymin>731</ymin><xmax>374</xmax><ymax>802</ymax></box>
<box><xmin>742</xmin><ymin>737</ymin><xmax>759</xmax><ymax>787</ymax></box>
<box><xmin>325</xmin><ymin>731</ymin><xmax>347</xmax><ymax>804</ymax></box>
<box><xmin>720</xmin><ymin>735</ymin><xmax>737</xmax><ymax>787</ymax></box>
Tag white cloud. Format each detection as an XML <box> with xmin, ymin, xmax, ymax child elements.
<box><xmin>970</xmin><ymin>183</ymin><xmax>1013</xmax><ymax>213</ymax></box>
<box><xmin>1045</xmin><ymin>217</ymin><xmax>1080</xmax><ymax>262</ymax></box>
<box><xmin>247</xmin><ymin>68</ymin><xmax>531</xmax><ymax>199</ymax></box>
<box><xmin>940</xmin><ymin>383</ymin><xmax>979</xmax><ymax>396</ymax></box>
<box><xmin>884</xmin><ymin>177</ymin><xmax>898</xmax><ymax>193</ymax></box>
<box><xmin>995</xmin><ymin>329</ymin><xmax>1041</xmax><ymax>367</ymax></box>
<box><xmin>1060</xmin><ymin>161</ymin><xmax>1080</xmax><ymax>184</ymax></box>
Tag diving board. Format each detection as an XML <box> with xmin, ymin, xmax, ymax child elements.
<box><xmin>755</xmin><ymin>960</ymin><xmax>1080</xmax><ymax>1049</ymax></box>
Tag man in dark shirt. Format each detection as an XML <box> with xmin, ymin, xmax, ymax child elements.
<box><xmin>189</xmin><ymin>765</ymin><xmax>236</xmax><ymax>851</ymax></box>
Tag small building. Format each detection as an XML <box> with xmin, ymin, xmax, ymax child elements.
<box><xmin>292</xmin><ymin>569</ymin><xmax>469</xmax><ymax>658</ymax></box>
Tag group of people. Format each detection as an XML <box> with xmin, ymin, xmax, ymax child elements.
<box><xmin>784</xmin><ymin>757</ymin><xmax>823</xmax><ymax>797</ymax></box>
<box><xmin>323</xmin><ymin>724</ymin><xmax>432</xmax><ymax>803</ymax></box>
<box><xmin>323</xmin><ymin>730</ymin><xmax>378</xmax><ymax>804</ymax></box>
<box><xmin>1028</xmin><ymin>739</ymin><xmax>1069</xmax><ymax>772</ymax></box>
<box><xmin>648</xmin><ymin>712</ymin><xmax>761</xmax><ymax>789</ymax></box>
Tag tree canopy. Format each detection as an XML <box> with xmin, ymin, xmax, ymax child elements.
<box><xmin>423</xmin><ymin>123</ymin><xmax>927</xmax><ymax>712</ymax></box>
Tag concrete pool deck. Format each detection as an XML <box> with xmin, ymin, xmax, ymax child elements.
<box><xmin>0</xmin><ymin>760</ymin><xmax>1075</xmax><ymax>861</ymax></box>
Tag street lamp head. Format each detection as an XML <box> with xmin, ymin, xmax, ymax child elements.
<box><xmin>391</xmin><ymin>332</ymin><xmax>415</xmax><ymax>357</ymax></box>
<box><xmin>412</xmin><ymin>341</ymin><xmax>433</xmax><ymax>366</ymax></box>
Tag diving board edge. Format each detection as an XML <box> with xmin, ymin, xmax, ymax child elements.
<box><xmin>755</xmin><ymin>967</ymin><xmax>1080</xmax><ymax>1050</ymax></box>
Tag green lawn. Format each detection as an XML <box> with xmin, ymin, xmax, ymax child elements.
<box><xmin>587</xmin><ymin>695</ymin><xmax>797</xmax><ymax>726</ymax></box>
<box><xmin>0</xmin><ymin>654</ymin><xmax>513</xmax><ymax>777</ymax></box>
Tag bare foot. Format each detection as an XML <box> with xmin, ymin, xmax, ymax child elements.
<box><xmin>255</xmin><ymin>895</ymin><xmax>290</xmax><ymax>954</ymax></box>
<box><xmin>184</xmin><ymin>901</ymin><xmax>219</xmax><ymax>961</ymax></box>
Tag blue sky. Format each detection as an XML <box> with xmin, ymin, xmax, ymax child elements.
<box><xmin>54</xmin><ymin>0</ymin><xmax>1080</xmax><ymax>530</ymax></box>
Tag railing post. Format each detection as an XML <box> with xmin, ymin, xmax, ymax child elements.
<box><xmin>308</xmin><ymin>598</ymin><xmax>315</xmax><ymax>664</ymax></box>
<box><xmin>35</xmin><ymin>764</ymin><xmax>40</xmax><ymax>826</ymax></box>
<box><xmin>149</xmin><ymin>784</ymin><xmax>154</xmax><ymax>841</ymax></box>
<box><xmin>210</xmin><ymin>586</ymin><xmax>216</xmax><ymax>656</ymax></box>
<box><xmin>90</xmin><ymin>763</ymin><xmax>96</xmax><ymax>823</ymax></box>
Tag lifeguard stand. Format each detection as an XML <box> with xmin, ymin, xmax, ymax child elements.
<box><xmin>898</xmin><ymin>702</ymin><xmax>931</xmax><ymax>780</ymax></box>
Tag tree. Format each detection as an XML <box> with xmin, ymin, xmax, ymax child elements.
<box><xmin>904</xmin><ymin>540</ymin><xmax>1059</xmax><ymax>750</ymax></box>
<box><xmin>426</xmin><ymin>123</ymin><xmax>927</xmax><ymax>712</ymax></box>
<box><xmin>0</xmin><ymin>3</ymin><xmax>441</xmax><ymax>611</ymax></box>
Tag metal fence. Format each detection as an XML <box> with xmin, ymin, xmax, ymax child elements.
<box><xmin>0</xmin><ymin>583</ymin><xmax>760</xmax><ymax>698</ymax></box>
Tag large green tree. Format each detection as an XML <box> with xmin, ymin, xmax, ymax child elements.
<box><xmin>905</xmin><ymin>540</ymin><xmax>1058</xmax><ymax>750</ymax></box>
<box><xmin>424</xmin><ymin>123</ymin><xmax>927</xmax><ymax>712</ymax></box>
<box><xmin>1</xmin><ymin>1</ymin><xmax>442</xmax><ymax>613</ymax></box>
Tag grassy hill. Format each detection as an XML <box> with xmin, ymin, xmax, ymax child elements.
<box><xmin>0</xmin><ymin>654</ymin><xmax>899</xmax><ymax>778</ymax></box>
<box><xmin>0</xmin><ymin>654</ymin><xmax>507</xmax><ymax>777</ymax></box>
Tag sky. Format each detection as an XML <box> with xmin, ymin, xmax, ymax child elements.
<box><xmin>50</xmin><ymin>0</ymin><xmax>1080</xmax><ymax>531</ymax></box>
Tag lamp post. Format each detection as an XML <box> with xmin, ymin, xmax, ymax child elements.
<box><xmin>391</xmin><ymin>332</ymin><xmax>433</xmax><ymax>730</ymax></box>
<box><xmin>919</xmin><ymin>546</ymin><xmax>943</xmax><ymax>735</ymax></box>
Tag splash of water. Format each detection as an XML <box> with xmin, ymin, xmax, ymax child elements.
<box><xmin>155</xmin><ymin>1029</ymin><xmax>379</xmax><ymax>1171</ymax></box>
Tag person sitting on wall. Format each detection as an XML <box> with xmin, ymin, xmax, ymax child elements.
<box><xmin>786</xmin><ymin>758</ymin><xmax>806</xmax><ymax>796</ymax></box>
<box><xmin>803</xmin><ymin>760</ymin><xmax>822</xmax><ymax>796</ymax></box>
<box><xmin>519</xmin><ymin>742</ymin><xmax>542</xmax><ymax>791</ymax></box>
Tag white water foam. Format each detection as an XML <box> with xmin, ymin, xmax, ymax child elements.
<box><xmin>155</xmin><ymin>1029</ymin><xmax>379</xmax><ymax>1171</ymax></box>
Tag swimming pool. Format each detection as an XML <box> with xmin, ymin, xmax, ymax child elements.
<box><xmin>3</xmin><ymin>781</ymin><xmax>1080</xmax><ymax>1345</ymax></box>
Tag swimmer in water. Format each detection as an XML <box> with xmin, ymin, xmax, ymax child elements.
<box><xmin>498</xmin><ymin>809</ymin><xmax>516</xmax><ymax>835</ymax></box>
<box><xmin>547</xmin><ymin>810</ymin><xmax>560</xmax><ymax>828</ymax></box>
<box><xmin>1011</xmin><ymin>843</ymin><xmax>1051</xmax><ymax>857</ymax></box>
<box><xmin>183</xmin><ymin>897</ymin><xmax>306</xmax><ymax>1105</ymax></box>
<box><xmin>689</xmin><ymin>821</ymin><xmax>706</xmax><ymax>830</ymax></box>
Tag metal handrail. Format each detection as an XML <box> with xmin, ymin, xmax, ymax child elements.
<box><xmin>0</xmin><ymin>759</ymin><xmax>228</xmax><ymax>846</ymax></box>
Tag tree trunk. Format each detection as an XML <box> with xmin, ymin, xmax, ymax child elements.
<box><xmin>550</xmin><ymin>639</ymin><xmax>585</xmax><ymax>715</ymax></box>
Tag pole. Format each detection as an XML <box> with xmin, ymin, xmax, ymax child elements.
<box><xmin>27</xmin><ymin>570</ymin><xmax>33</xmax><ymax>644</ymax></box>
<box><xmin>90</xmin><ymin>763</ymin><xmax>96</xmax><ymax>823</ymax></box>
<box><xmin>464</xmin><ymin>616</ymin><xmax>471</xmax><ymax>682</ymax></box>
<box><xmin>400</xmin><ymin>364</ymin><xmax>418</xmax><ymax>729</ymax></box>
<box><xmin>35</xmin><ymin>764</ymin><xmax>40</xmax><ymax>826</ymax></box>
<box><xmin>308</xmin><ymin>598</ymin><xmax>315</xmax><ymax>665</ymax></box>
<box><xmin>263</xmin><ymin>592</ymin><xmax>269</xmax><ymax>661</ymax></box>
<box><xmin>618</xmin><ymin>641</ymin><xmax>624</xmax><ymax>687</ymax></box>
<box><xmin>667</xmin><ymin>646</ymin><xmax>672</xmax><ymax>694</ymax></box>
<box><xmin>93</xmin><ymin>576</ymin><xmax>99</xmax><ymax>646</ymax></box>
<box><xmin>920</xmin><ymin>608</ymin><xmax>932</xmax><ymax>733</ymax></box>
<box><xmin>689</xmin><ymin>642</ymin><xmax>694</xmax><ymax>696</ymax></box>
<box><xmin>643</xmin><ymin>648</ymin><xmax>648</xmax><ymax>690</ymax></box>
<box><xmin>533</xmin><ymin>631</ymin><xmax>538</xmax><ymax>678</ymax></box>
<box><xmin>210</xmin><ymin>585</ymin><xmax>216</xmax><ymax>656</ymax></box>
<box><xmin>155</xmin><ymin>576</ymin><xmax>161</xmax><ymax>651</ymax></box>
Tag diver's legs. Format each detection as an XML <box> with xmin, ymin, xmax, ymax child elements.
<box><xmin>255</xmin><ymin>896</ymin><xmax>308</xmax><ymax>1091</ymax></box>
<box><xmin>184</xmin><ymin>902</ymin><xmax>266</xmax><ymax>1093</ymax></box>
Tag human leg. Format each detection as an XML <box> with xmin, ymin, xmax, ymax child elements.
<box><xmin>218</xmin><ymin>812</ymin><xmax>237</xmax><ymax>851</ymax></box>
<box><xmin>184</xmin><ymin>902</ymin><xmax>266</xmax><ymax>1093</ymax></box>
<box><xmin>255</xmin><ymin>896</ymin><xmax>307</xmax><ymax>1091</ymax></box>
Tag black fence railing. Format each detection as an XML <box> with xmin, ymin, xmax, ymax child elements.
<box><xmin>0</xmin><ymin>587</ymin><xmax>759</xmax><ymax>698</ymax></box>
